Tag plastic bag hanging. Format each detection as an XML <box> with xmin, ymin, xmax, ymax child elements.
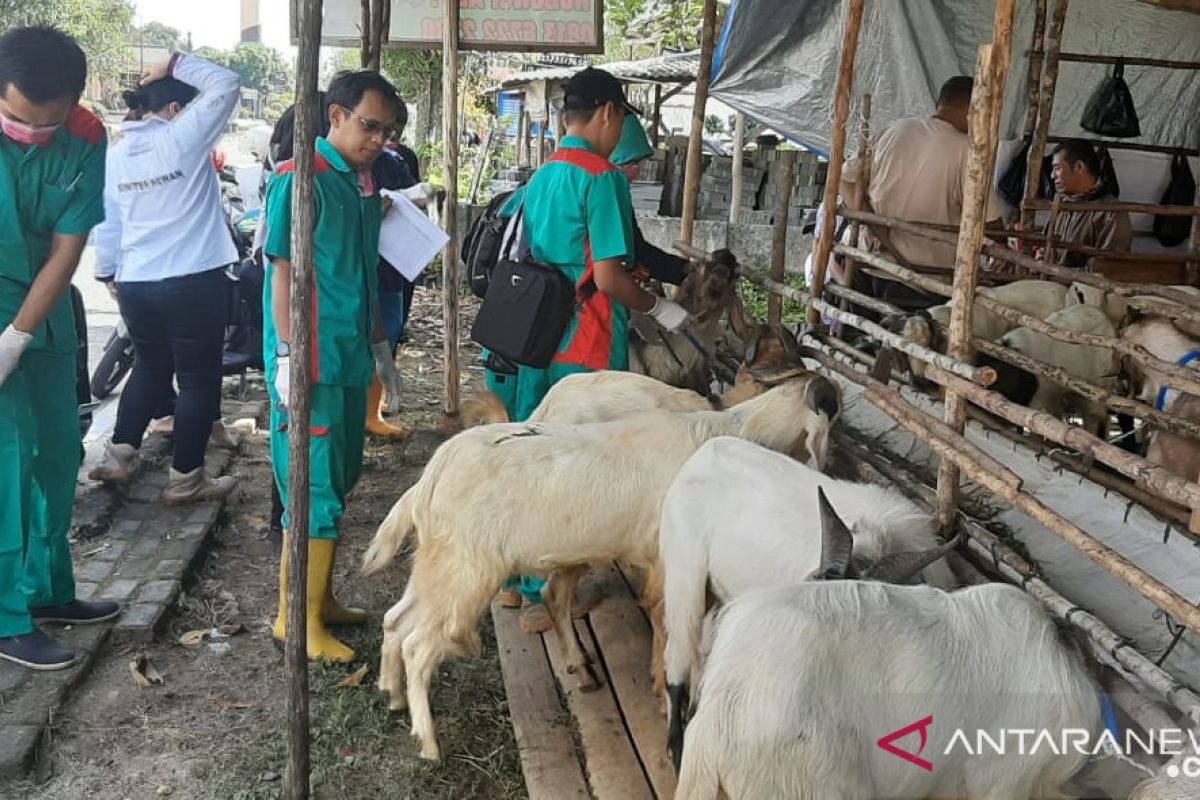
<box><xmin>1080</xmin><ymin>61</ymin><xmax>1141</xmax><ymax>138</ymax></box>
<box><xmin>1153</xmin><ymin>154</ymin><xmax>1196</xmax><ymax>247</ymax></box>
<box><xmin>998</xmin><ymin>140</ymin><xmax>1057</xmax><ymax>206</ymax></box>
<box><xmin>1094</xmin><ymin>144</ymin><xmax>1121</xmax><ymax>198</ymax></box>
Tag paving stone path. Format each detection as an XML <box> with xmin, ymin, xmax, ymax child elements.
<box><xmin>0</xmin><ymin>399</ymin><xmax>266</xmax><ymax>778</ymax></box>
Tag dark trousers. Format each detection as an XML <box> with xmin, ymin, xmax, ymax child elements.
<box><xmin>114</xmin><ymin>268</ymin><xmax>229</xmax><ymax>474</ymax></box>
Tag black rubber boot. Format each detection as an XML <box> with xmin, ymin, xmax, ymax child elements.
<box><xmin>0</xmin><ymin>630</ymin><xmax>76</xmax><ymax>671</ymax></box>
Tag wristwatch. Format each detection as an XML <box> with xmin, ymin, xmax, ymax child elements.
<box><xmin>275</xmin><ymin>341</ymin><xmax>291</xmax><ymax>358</ymax></box>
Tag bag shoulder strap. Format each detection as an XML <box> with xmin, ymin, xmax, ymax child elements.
<box><xmin>548</xmin><ymin>147</ymin><xmax>616</xmax><ymax>176</ymax></box>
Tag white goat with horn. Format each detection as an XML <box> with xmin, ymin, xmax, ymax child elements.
<box><xmin>658</xmin><ymin>437</ymin><xmax>958</xmax><ymax>766</ymax></box>
<box><xmin>675</xmin><ymin>488</ymin><xmax>1102</xmax><ymax>800</ymax></box>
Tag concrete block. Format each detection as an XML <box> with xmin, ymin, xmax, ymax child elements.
<box><xmin>128</xmin><ymin>536</ymin><xmax>162</xmax><ymax>560</ymax></box>
<box><xmin>106</xmin><ymin>519</ymin><xmax>142</xmax><ymax>540</ymax></box>
<box><xmin>114</xmin><ymin>604</ymin><xmax>165</xmax><ymax>640</ymax></box>
<box><xmin>100</xmin><ymin>579</ymin><xmax>138</xmax><ymax>602</ymax></box>
<box><xmin>136</xmin><ymin>580</ymin><xmax>178</xmax><ymax>606</ymax></box>
<box><xmin>74</xmin><ymin>582</ymin><xmax>98</xmax><ymax>602</ymax></box>
<box><xmin>75</xmin><ymin>560</ymin><xmax>114</xmax><ymax>584</ymax></box>
<box><xmin>93</xmin><ymin>540</ymin><xmax>128</xmax><ymax>562</ymax></box>
<box><xmin>152</xmin><ymin>559</ymin><xmax>186</xmax><ymax>581</ymax></box>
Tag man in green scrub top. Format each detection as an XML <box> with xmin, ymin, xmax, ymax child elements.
<box><xmin>264</xmin><ymin>71</ymin><xmax>404</xmax><ymax>663</ymax></box>
<box><xmin>490</xmin><ymin>68</ymin><xmax>692</xmax><ymax>632</ymax></box>
<box><xmin>0</xmin><ymin>27</ymin><xmax>120</xmax><ymax>671</ymax></box>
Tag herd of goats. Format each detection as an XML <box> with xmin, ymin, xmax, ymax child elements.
<box><xmin>356</xmin><ymin>252</ymin><xmax>1200</xmax><ymax>799</ymax></box>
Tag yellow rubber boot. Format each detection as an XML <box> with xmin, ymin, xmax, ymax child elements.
<box><xmin>323</xmin><ymin>547</ymin><xmax>368</xmax><ymax>626</ymax></box>
<box><xmin>272</xmin><ymin>536</ymin><xmax>356</xmax><ymax>663</ymax></box>
<box><xmin>366</xmin><ymin>374</ymin><xmax>410</xmax><ymax>440</ymax></box>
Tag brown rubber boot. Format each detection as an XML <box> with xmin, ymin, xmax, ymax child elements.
<box><xmin>162</xmin><ymin>467</ymin><xmax>235</xmax><ymax>505</ymax></box>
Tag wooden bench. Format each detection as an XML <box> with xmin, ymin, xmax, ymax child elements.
<box><xmin>493</xmin><ymin>565</ymin><xmax>677</xmax><ymax>800</ymax></box>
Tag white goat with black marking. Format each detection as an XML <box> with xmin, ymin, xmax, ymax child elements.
<box><xmin>659</xmin><ymin>437</ymin><xmax>958</xmax><ymax>766</ymax></box>
<box><xmin>361</xmin><ymin>376</ymin><xmax>841</xmax><ymax>761</ymax></box>
<box><xmin>675</xmin><ymin>491</ymin><xmax>1102</xmax><ymax>800</ymax></box>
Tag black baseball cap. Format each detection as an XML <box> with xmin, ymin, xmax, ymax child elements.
<box><xmin>563</xmin><ymin>67</ymin><xmax>642</xmax><ymax>117</ymax></box>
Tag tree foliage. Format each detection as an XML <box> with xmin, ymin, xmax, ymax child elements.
<box><xmin>603</xmin><ymin>0</ymin><xmax>709</xmax><ymax>61</ymax></box>
<box><xmin>201</xmin><ymin>43</ymin><xmax>291</xmax><ymax>96</ymax></box>
<box><xmin>131</xmin><ymin>21</ymin><xmax>181</xmax><ymax>51</ymax></box>
<box><xmin>0</xmin><ymin>0</ymin><xmax>135</xmax><ymax>93</ymax></box>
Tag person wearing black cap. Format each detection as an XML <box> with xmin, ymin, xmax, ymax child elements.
<box><xmin>489</xmin><ymin>67</ymin><xmax>691</xmax><ymax>633</ymax></box>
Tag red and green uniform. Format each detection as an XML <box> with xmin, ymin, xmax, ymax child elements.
<box><xmin>263</xmin><ymin>137</ymin><xmax>380</xmax><ymax>541</ymax></box>
<box><xmin>0</xmin><ymin>108</ymin><xmax>106</xmax><ymax>637</ymax></box>
<box><xmin>484</xmin><ymin>136</ymin><xmax>636</xmax><ymax>422</ymax></box>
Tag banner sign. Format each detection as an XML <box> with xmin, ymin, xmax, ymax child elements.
<box><xmin>303</xmin><ymin>0</ymin><xmax>605</xmax><ymax>53</ymax></box>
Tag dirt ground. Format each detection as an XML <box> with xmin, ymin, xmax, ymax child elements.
<box><xmin>3</xmin><ymin>288</ymin><xmax>527</xmax><ymax>800</ymax></box>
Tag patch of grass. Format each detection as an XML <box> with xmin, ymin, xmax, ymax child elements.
<box><xmin>738</xmin><ymin>271</ymin><xmax>808</xmax><ymax>324</ymax></box>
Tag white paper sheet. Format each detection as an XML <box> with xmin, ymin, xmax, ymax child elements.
<box><xmin>378</xmin><ymin>190</ymin><xmax>449</xmax><ymax>282</ymax></box>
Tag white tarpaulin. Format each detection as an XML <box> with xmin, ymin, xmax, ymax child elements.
<box><xmin>710</xmin><ymin>0</ymin><xmax>1200</xmax><ymax>157</ymax></box>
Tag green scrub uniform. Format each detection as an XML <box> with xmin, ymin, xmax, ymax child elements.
<box><xmin>485</xmin><ymin>137</ymin><xmax>636</xmax><ymax>602</ymax></box>
<box><xmin>264</xmin><ymin>137</ymin><xmax>379</xmax><ymax>541</ymax></box>
<box><xmin>0</xmin><ymin>107</ymin><xmax>106</xmax><ymax>637</ymax></box>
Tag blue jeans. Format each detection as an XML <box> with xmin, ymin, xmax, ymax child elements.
<box><xmin>378</xmin><ymin>279</ymin><xmax>416</xmax><ymax>354</ymax></box>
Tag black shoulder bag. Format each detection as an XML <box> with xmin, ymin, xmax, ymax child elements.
<box><xmin>470</xmin><ymin>201</ymin><xmax>577</xmax><ymax>369</ymax></box>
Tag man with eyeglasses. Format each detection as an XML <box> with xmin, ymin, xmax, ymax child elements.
<box><xmin>262</xmin><ymin>70</ymin><xmax>404</xmax><ymax>662</ymax></box>
<box><xmin>0</xmin><ymin>27</ymin><xmax>119</xmax><ymax>670</ymax></box>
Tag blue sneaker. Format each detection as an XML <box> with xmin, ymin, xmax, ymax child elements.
<box><xmin>0</xmin><ymin>630</ymin><xmax>76</xmax><ymax>671</ymax></box>
<box><xmin>30</xmin><ymin>600</ymin><xmax>120</xmax><ymax>625</ymax></box>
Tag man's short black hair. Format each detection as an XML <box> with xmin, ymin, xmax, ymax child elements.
<box><xmin>936</xmin><ymin>75</ymin><xmax>974</xmax><ymax>108</ymax></box>
<box><xmin>1052</xmin><ymin>138</ymin><xmax>1101</xmax><ymax>178</ymax></box>
<box><xmin>326</xmin><ymin>70</ymin><xmax>401</xmax><ymax>119</ymax></box>
<box><xmin>0</xmin><ymin>27</ymin><xmax>87</xmax><ymax>103</ymax></box>
<box><xmin>396</xmin><ymin>96</ymin><xmax>409</xmax><ymax>133</ymax></box>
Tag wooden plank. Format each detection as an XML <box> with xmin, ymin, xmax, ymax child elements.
<box><xmin>544</xmin><ymin>613</ymin><xmax>653</xmax><ymax>800</ymax></box>
<box><xmin>587</xmin><ymin>567</ymin><xmax>677</xmax><ymax>800</ymax></box>
<box><xmin>492</xmin><ymin>602</ymin><xmax>590</xmax><ymax>800</ymax></box>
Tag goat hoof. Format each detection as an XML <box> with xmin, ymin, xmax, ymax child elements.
<box><xmin>416</xmin><ymin>738</ymin><xmax>441</xmax><ymax>761</ymax></box>
<box><xmin>576</xmin><ymin>664</ymin><xmax>603</xmax><ymax>692</ymax></box>
<box><xmin>388</xmin><ymin>696</ymin><xmax>409</xmax><ymax>713</ymax></box>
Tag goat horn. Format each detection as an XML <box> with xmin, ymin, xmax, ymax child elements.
<box><xmin>817</xmin><ymin>487</ymin><xmax>854</xmax><ymax>579</ymax></box>
<box><xmin>864</xmin><ymin>533</ymin><xmax>962</xmax><ymax>585</ymax></box>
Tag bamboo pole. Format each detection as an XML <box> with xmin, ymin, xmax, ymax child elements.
<box><xmin>840</xmin><ymin>209</ymin><xmax>1200</xmax><ymax>310</ymax></box>
<box><xmin>740</xmin><ymin>271</ymin><xmax>997</xmax><ymax>385</ymax></box>
<box><xmin>517</xmin><ymin>108</ymin><xmax>529</xmax><ymax>168</ymax></box>
<box><xmin>964</xmin><ymin>405</ymin><xmax>1195</xmax><ymax>530</ymax></box>
<box><xmin>1022</xmin><ymin>0</ymin><xmax>1048</xmax><ymax>140</ymax></box>
<box><xmin>823</xmin><ymin>282</ymin><xmax>903</xmax><ymax>318</ymax></box>
<box><xmin>767</xmin><ymin>152</ymin><xmax>795</xmax><ymax>325</ymax></box>
<box><xmin>838</xmin><ymin>93</ymin><xmax>872</xmax><ymax>334</ymax></box>
<box><xmin>939</xmin><ymin>25</ymin><xmax>1013</xmax><ymax>531</ymax></box>
<box><xmin>927</xmin><ymin>364</ymin><xmax>1200</xmax><ymax>520</ymax></box>
<box><xmin>839</xmin><ymin>432</ymin><xmax>1200</xmax><ymax>726</ymax></box>
<box><xmin>808</xmin><ymin>346</ymin><xmax>1200</xmax><ymax>637</ymax></box>
<box><xmin>1022</xmin><ymin>0</ymin><xmax>1069</xmax><ymax>231</ymax></box>
<box><xmin>285</xmin><ymin>1</ymin><xmax>323</xmax><ymax>797</ymax></box>
<box><xmin>652</xmin><ymin>84</ymin><xmax>662</xmax><ymax>149</ymax></box>
<box><xmin>729</xmin><ymin>113</ymin><xmax>746</xmax><ymax>225</ymax></box>
<box><xmin>467</xmin><ymin>123</ymin><xmax>494</xmax><ymax>205</ymax></box>
<box><xmin>973</xmin><ymin>338</ymin><xmax>1200</xmax><ymax>439</ymax></box>
<box><xmin>679</xmin><ymin>0</ymin><xmax>719</xmax><ymax>246</ymax></box>
<box><xmin>1045</xmin><ymin>134</ymin><xmax>1200</xmax><ymax>159</ymax></box>
<box><xmin>441</xmin><ymin>0</ymin><xmax>460</xmax><ymax>429</ymax></box>
<box><xmin>834</xmin><ymin>241</ymin><xmax>1200</xmax><ymax>397</ymax></box>
<box><xmin>1026</xmin><ymin>198</ymin><xmax>1200</xmax><ymax>217</ymax></box>
<box><xmin>807</xmin><ymin>0</ymin><xmax>865</xmax><ymax>327</ymax></box>
<box><xmin>1056</xmin><ymin>51</ymin><xmax>1200</xmax><ymax>71</ymax></box>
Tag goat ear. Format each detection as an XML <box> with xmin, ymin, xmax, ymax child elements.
<box><xmin>744</xmin><ymin>331</ymin><xmax>761</xmax><ymax>365</ymax></box>
<box><xmin>817</xmin><ymin>487</ymin><xmax>854</xmax><ymax>579</ymax></box>
<box><xmin>865</xmin><ymin>533</ymin><xmax>962</xmax><ymax>584</ymax></box>
<box><xmin>771</xmin><ymin>322</ymin><xmax>803</xmax><ymax>361</ymax></box>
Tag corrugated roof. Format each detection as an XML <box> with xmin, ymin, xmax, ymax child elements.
<box><xmin>493</xmin><ymin>51</ymin><xmax>699</xmax><ymax>93</ymax></box>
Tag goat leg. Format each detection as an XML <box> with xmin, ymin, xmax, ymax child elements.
<box><xmin>543</xmin><ymin>566</ymin><xmax>602</xmax><ymax>692</ymax></box>
<box><xmin>402</xmin><ymin>630</ymin><xmax>443</xmax><ymax>761</ymax></box>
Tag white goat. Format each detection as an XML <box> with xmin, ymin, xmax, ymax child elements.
<box><xmin>361</xmin><ymin>376</ymin><xmax>840</xmax><ymax>760</ymax></box>
<box><xmin>659</xmin><ymin>437</ymin><xmax>959</xmax><ymax>764</ymax></box>
<box><xmin>1122</xmin><ymin>316</ymin><xmax>1200</xmax><ymax>480</ymax></box>
<box><xmin>675</xmin><ymin>497</ymin><xmax>1102</xmax><ymax>800</ymax></box>
<box><xmin>977</xmin><ymin>303</ymin><xmax>1118</xmax><ymax>436</ymax></box>
<box><xmin>1065</xmin><ymin>282</ymin><xmax>1200</xmax><ymax>339</ymax></box>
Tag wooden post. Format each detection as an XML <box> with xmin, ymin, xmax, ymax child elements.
<box><xmin>1190</xmin><ymin>201</ymin><xmax>1200</xmax><ymax>532</ymax></box>
<box><xmin>806</xmin><ymin>0</ymin><xmax>866</xmax><ymax>326</ymax></box>
<box><xmin>836</xmin><ymin>93</ymin><xmax>872</xmax><ymax>337</ymax></box>
<box><xmin>678</xmin><ymin>0</ymin><xmax>719</xmax><ymax>246</ymax></box>
<box><xmin>517</xmin><ymin>107</ymin><xmax>529</xmax><ymax>168</ymax></box>
<box><xmin>1021</xmin><ymin>0</ymin><xmax>1048</xmax><ymax>140</ymax></box>
<box><xmin>542</xmin><ymin>89</ymin><xmax>551</xmax><ymax>161</ymax></box>
<box><xmin>1021</xmin><ymin>0</ymin><xmax>1069</xmax><ymax>232</ymax></box>
<box><xmin>285</xmin><ymin>0</ymin><xmax>323</xmax><ymax>797</ymax></box>
<box><xmin>441</xmin><ymin>0</ymin><xmax>460</xmax><ymax>429</ymax></box>
<box><xmin>768</xmin><ymin>152</ymin><xmax>796</xmax><ymax>325</ymax></box>
<box><xmin>651</xmin><ymin>84</ymin><xmax>663</xmax><ymax>149</ymax></box>
<box><xmin>935</xmin><ymin>0</ymin><xmax>1016</xmax><ymax>534</ymax></box>
<box><xmin>728</xmin><ymin>113</ymin><xmax>746</xmax><ymax>225</ymax></box>
<box><xmin>467</xmin><ymin>123</ymin><xmax>495</xmax><ymax>205</ymax></box>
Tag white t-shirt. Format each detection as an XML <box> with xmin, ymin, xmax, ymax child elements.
<box><xmin>843</xmin><ymin>116</ymin><xmax>1002</xmax><ymax>270</ymax></box>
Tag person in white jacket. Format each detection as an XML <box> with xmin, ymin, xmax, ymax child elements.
<box><xmin>90</xmin><ymin>53</ymin><xmax>241</xmax><ymax>503</ymax></box>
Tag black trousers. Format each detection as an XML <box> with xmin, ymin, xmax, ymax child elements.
<box><xmin>113</xmin><ymin>268</ymin><xmax>229</xmax><ymax>474</ymax></box>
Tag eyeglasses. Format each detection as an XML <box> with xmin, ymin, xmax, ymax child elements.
<box><xmin>337</xmin><ymin>106</ymin><xmax>396</xmax><ymax>141</ymax></box>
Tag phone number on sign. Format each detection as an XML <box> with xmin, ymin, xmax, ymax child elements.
<box><xmin>420</xmin><ymin>17</ymin><xmax>595</xmax><ymax>43</ymax></box>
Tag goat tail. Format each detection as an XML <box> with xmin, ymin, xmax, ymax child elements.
<box><xmin>362</xmin><ymin>487</ymin><xmax>418</xmax><ymax>575</ymax></box>
<box><xmin>460</xmin><ymin>390</ymin><xmax>510</xmax><ymax>427</ymax></box>
<box><xmin>676</xmin><ymin>729</ymin><xmax>722</xmax><ymax>800</ymax></box>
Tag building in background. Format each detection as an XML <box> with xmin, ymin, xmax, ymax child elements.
<box><xmin>241</xmin><ymin>0</ymin><xmax>262</xmax><ymax>43</ymax></box>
